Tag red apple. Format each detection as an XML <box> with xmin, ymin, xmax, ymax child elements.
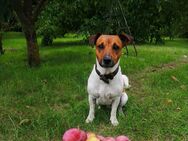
<box><xmin>103</xmin><ymin>137</ymin><xmax>116</xmax><ymax>141</ymax></box>
<box><xmin>62</xmin><ymin>128</ymin><xmax>87</xmax><ymax>141</ymax></box>
<box><xmin>97</xmin><ymin>135</ymin><xmax>105</xmax><ymax>141</ymax></box>
<box><xmin>116</xmin><ymin>135</ymin><xmax>129</xmax><ymax>141</ymax></box>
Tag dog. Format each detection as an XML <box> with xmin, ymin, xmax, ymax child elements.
<box><xmin>86</xmin><ymin>33</ymin><xmax>132</xmax><ymax>126</ymax></box>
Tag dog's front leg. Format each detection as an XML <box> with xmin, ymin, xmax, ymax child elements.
<box><xmin>86</xmin><ymin>95</ymin><xmax>96</xmax><ymax>123</ymax></box>
<box><xmin>110</xmin><ymin>97</ymin><xmax>120</xmax><ymax>126</ymax></box>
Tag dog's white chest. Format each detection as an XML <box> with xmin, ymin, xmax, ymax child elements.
<box><xmin>95</xmin><ymin>84</ymin><xmax>117</xmax><ymax>105</ymax></box>
<box><xmin>87</xmin><ymin>66</ymin><xmax>124</xmax><ymax>105</ymax></box>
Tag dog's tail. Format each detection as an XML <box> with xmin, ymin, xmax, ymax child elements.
<box><xmin>122</xmin><ymin>74</ymin><xmax>131</xmax><ymax>89</ymax></box>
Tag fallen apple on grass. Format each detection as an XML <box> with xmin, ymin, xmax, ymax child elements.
<box><xmin>62</xmin><ymin>128</ymin><xmax>87</xmax><ymax>141</ymax></box>
<box><xmin>62</xmin><ymin>128</ymin><xmax>130</xmax><ymax>141</ymax></box>
<box><xmin>86</xmin><ymin>133</ymin><xmax>100</xmax><ymax>141</ymax></box>
<box><xmin>116</xmin><ymin>135</ymin><xmax>130</xmax><ymax>141</ymax></box>
<box><xmin>102</xmin><ymin>137</ymin><xmax>116</xmax><ymax>141</ymax></box>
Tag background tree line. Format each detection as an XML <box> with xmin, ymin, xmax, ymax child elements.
<box><xmin>0</xmin><ymin>0</ymin><xmax>188</xmax><ymax>66</ymax></box>
<box><xmin>37</xmin><ymin>0</ymin><xmax>188</xmax><ymax>45</ymax></box>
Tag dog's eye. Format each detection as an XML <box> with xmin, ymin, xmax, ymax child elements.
<box><xmin>98</xmin><ymin>44</ymin><xmax>104</xmax><ymax>50</ymax></box>
<box><xmin>113</xmin><ymin>44</ymin><xmax>120</xmax><ymax>51</ymax></box>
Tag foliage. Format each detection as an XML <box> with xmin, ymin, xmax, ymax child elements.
<box><xmin>2</xmin><ymin>0</ymin><xmax>187</xmax><ymax>44</ymax></box>
<box><xmin>37</xmin><ymin>0</ymin><xmax>85</xmax><ymax>46</ymax></box>
<box><xmin>0</xmin><ymin>1</ymin><xmax>9</xmax><ymax>22</ymax></box>
<box><xmin>171</xmin><ymin>0</ymin><xmax>188</xmax><ymax>37</ymax></box>
<box><xmin>37</xmin><ymin>0</ymin><xmax>61</xmax><ymax>46</ymax></box>
<box><xmin>37</xmin><ymin>0</ymin><xmax>188</xmax><ymax>44</ymax></box>
<box><xmin>0</xmin><ymin>1</ymin><xmax>22</xmax><ymax>32</ymax></box>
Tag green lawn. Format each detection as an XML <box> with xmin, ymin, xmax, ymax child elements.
<box><xmin>0</xmin><ymin>32</ymin><xmax>188</xmax><ymax>141</ymax></box>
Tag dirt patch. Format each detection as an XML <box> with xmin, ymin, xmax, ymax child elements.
<box><xmin>132</xmin><ymin>56</ymin><xmax>188</xmax><ymax>80</ymax></box>
<box><xmin>128</xmin><ymin>56</ymin><xmax>188</xmax><ymax>96</ymax></box>
<box><xmin>145</xmin><ymin>56</ymin><xmax>188</xmax><ymax>74</ymax></box>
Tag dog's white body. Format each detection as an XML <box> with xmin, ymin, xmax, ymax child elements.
<box><xmin>86</xmin><ymin>60</ymin><xmax>129</xmax><ymax>126</ymax></box>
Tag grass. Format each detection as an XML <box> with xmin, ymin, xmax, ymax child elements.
<box><xmin>0</xmin><ymin>32</ymin><xmax>188</xmax><ymax>141</ymax></box>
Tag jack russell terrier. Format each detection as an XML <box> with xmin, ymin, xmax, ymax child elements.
<box><xmin>86</xmin><ymin>33</ymin><xmax>132</xmax><ymax>126</ymax></box>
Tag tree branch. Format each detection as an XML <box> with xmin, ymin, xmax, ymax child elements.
<box><xmin>23</xmin><ymin>0</ymin><xmax>32</xmax><ymax>20</ymax></box>
<box><xmin>33</xmin><ymin>0</ymin><xmax>47</xmax><ymax>22</ymax></box>
<box><xmin>10</xmin><ymin>0</ymin><xmax>32</xmax><ymax>31</ymax></box>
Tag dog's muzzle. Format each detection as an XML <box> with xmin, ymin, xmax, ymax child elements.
<box><xmin>101</xmin><ymin>55</ymin><xmax>115</xmax><ymax>68</ymax></box>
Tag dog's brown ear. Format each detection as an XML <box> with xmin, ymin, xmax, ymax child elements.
<box><xmin>118</xmin><ymin>33</ymin><xmax>133</xmax><ymax>46</ymax></box>
<box><xmin>89</xmin><ymin>33</ymin><xmax>101</xmax><ymax>46</ymax></box>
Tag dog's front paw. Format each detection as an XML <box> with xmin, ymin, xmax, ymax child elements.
<box><xmin>110</xmin><ymin>117</ymin><xmax>119</xmax><ymax>126</ymax></box>
<box><xmin>85</xmin><ymin>115</ymin><xmax>94</xmax><ymax>123</ymax></box>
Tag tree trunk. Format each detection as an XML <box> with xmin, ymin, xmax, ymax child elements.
<box><xmin>0</xmin><ymin>33</ymin><xmax>4</xmax><ymax>55</ymax></box>
<box><xmin>0</xmin><ymin>22</ymin><xmax>4</xmax><ymax>55</ymax></box>
<box><xmin>10</xmin><ymin>0</ymin><xmax>47</xmax><ymax>66</ymax></box>
<box><xmin>24</xmin><ymin>29</ymin><xmax>40</xmax><ymax>66</ymax></box>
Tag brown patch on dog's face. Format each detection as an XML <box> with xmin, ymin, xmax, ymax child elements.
<box><xmin>96</xmin><ymin>35</ymin><xmax>124</xmax><ymax>67</ymax></box>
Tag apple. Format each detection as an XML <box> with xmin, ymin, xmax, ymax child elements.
<box><xmin>103</xmin><ymin>137</ymin><xmax>116</xmax><ymax>141</ymax></box>
<box><xmin>87</xmin><ymin>132</ymin><xmax>96</xmax><ymax>138</ymax></box>
<box><xmin>86</xmin><ymin>136</ymin><xmax>100</xmax><ymax>141</ymax></box>
<box><xmin>116</xmin><ymin>135</ymin><xmax>129</xmax><ymax>141</ymax></box>
<box><xmin>62</xmin><ymin>128</ymin><xmax>87</xmax><ymax>141</ymax></box>
<box><xmin>86</xmin><ymin>132</ymin><xmax>100</xmax><ymax>141</ymax></box>
<box><xmin>96</xmin><ymin>135</ymin><xmax>105</xmax><ymax>141</ymax></box>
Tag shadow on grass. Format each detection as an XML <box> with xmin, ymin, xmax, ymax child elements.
<box><xmin>51</xmin><ymin>40</ymin><xmax>88</xmax><ymax>48</ymax></box>
<box><xmin>40</xmin><ymin>39</ymin><xmax>93</xmax><ymax>66</ymax></box>
<box><xmin>41</xmin><ymin>50</ymin><xmax>94</xmax><ymax>66</ymax></box>
<box><xmin>3</xmin><ymin>32</ymin><xmax>25</xmax><ymax>39</ymax></box>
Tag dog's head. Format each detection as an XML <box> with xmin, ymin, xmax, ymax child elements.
<box><xmin>89</xmin><ymin>33</ymin><xmax>133</xmax><ymax>68</ymax></box>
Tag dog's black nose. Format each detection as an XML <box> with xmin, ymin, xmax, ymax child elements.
<box><xmin>103</xmin><ymin>55</ymin><xmax>112</xmax><ymax>64</ymax></box>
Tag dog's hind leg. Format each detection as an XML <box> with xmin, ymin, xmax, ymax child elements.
<box><xmin>122</xmin><ymin>75</ymin><xmax>131</xmax><ymax>89</ymax></box>
<box><xmin>119</xmin><ymin>92</ymin><xmax>128</xmax><ymax>114</ymax></box>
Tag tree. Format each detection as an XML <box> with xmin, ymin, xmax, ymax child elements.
<box><xmin>37</xmin><ymin>0</ymin><xmax>87</xmax><ymax>46</ymax></box>
<box><xmin>0</xmin><ymin>23</ymin><xmax>4</xmax><ymax>55</ymax></box>
<box><xmin>0</xmin><ymin>36</ymin><xmax>3</xmax><ymax>55</ymax></box>
<box><xmin>0</xmin><ymin>0</ymin><xmax>9</xmax><ymax>55</ymax></box>
<box><xmin>37</xmin><ymin>0</ymin><xmax>188</xmax><ymax>45</ymax></box>
<box><xmin>37</xmin><ymin>0</ymin><xmax>62</xmax><ymax>46</ymax></box>
<box><xmin>172</xmin><ymin>0</ymin><xmax>188</xmax><ymax>37</ymax></box>
<box><xmin>10</xmin><ymin>0</ymin><xmax>47</xmax><ymax>66</ymax></box>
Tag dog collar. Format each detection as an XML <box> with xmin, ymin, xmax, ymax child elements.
<box><xmin>95</xmin><ymin>64</ymin><xmax>119</xmax><ymax>84</ymax></box>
